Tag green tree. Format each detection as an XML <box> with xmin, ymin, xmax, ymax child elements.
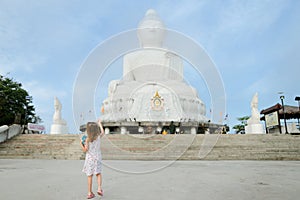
<box><xmin>0</xmin><ymin>75</ymin><xmax>41</xmax><ymax>126</ymax></box>
<box><xmin>232</xmin><ymin>116</ymin><xmax>250</xmax><ymax>134</ymax></box>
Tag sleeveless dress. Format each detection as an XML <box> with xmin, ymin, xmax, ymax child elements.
<box><xmin>82</xmin><ymin>135</ymin><xmax>102</xmax><ymax>176</ymax></box>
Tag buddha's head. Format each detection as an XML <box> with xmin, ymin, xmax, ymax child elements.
<box><xmin>137</xmin><ymin>9</ymin><xmax>165</xmax><ymax>48</ymax></box>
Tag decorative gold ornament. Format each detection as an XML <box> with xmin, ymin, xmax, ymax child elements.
<box><xmin>151</xmin><ymin>91</ymin><xmax>164</xmax><ymax>110</ymax></box>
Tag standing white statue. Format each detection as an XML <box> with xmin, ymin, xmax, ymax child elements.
<box><xmin>53</xmin><ymin>97</ymin><xmax>67</xmax><ymax>125</ymax></box>
<box><xmin>245</xmin><ymin>92</ymin><xmax>265</xmax><ymax>134</ymax></box>
<box><xmin>247</xmin><ymin>92</ymin><xmax>260</xmax><ymax>124</ymax></box>
<box><xmin>50</xmin><ymin>97</ymin><xmax>68</xmax><ymax>134</ymax></box>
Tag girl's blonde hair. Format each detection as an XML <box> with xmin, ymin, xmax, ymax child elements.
<box><xmin>86</xmin><ymin>122</ymin><xmax>101</xmax><ymax>142</ymax></box>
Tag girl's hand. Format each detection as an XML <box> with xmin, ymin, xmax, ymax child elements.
<box><xmin>97</xmin><ymin>119</ymin><xmax>105</xmax><ymax>136</ymax></box>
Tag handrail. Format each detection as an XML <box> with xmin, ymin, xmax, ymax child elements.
<box><xmin>0</xmin><ymin>124</ymin><xmax>22</xmax><ymax>143</ymax></box>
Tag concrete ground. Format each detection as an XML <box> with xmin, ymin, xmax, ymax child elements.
<box><xmin>0</xmin><ymin>159</ymin><xmax>299</xmax><ymax>200</ymax></box>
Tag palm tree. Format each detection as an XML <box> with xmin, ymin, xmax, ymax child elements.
<box><xmin>232</xmin><ymin>116</ymin><xmax>250</xmax><ymax>134</ymax></box>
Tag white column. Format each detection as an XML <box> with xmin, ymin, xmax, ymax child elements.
<box><xmin>120</xmin><ymin>127</ymin><xmax>127</xmax><ymax>134</ymax></box>
<box><xmin>191</xmin><ymin>127</ymin><xmax>197</xmax><ymax>134</ymax></box>
<box><xmin>105</xmin><ymin>127</ymin><xmax>110</xmax><ymax>134</ymax></box>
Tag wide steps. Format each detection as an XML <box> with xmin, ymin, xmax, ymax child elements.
<box><xmin>0</xmin><ymin>134</ymin><xmax>84</xmax><ymax>160</ymax></box>
<box><xmin>0</xmin><ymin>134</ymin><xmax>299</xmax><ymax>160</ymax></box>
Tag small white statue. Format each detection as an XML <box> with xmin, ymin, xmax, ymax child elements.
<box><xmin>53</xmin><ymin>97</ymin><xmax>67</xmax><ymax>125</ymax></box>
<box><xmin>50</xmin><ymin>97</ymin><xmax>68</xmax><ymax>134</ymax></box>
<box><xmin>247</xmin><ymin>92</ymin><xmax>260</xmax><ymax>125</ymax></box>
<box><xmin>245</xmin><ymin>92</ymin><xmax>265</xmax><ymax>134</ymax></box>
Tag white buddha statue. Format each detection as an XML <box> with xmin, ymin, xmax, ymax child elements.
<box><xmin>101</xmin><ymin>10</ymin><xmax>208</xmax><ymax>131</ymax></box>
<box><xmin>50</xmin><ymin>97</ymin><xmax>68</xmax><ymax>134</ymax></box>
<box><xmin>123</xmin><ymin>9</ymin><xmax>183</xmax><ymax>81</ymax></box>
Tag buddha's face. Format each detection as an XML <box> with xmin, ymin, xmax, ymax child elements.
<box><xmin>137</xmin><ymin>20</ymin><xmax>165</xmax><ymax>47</ymax></box>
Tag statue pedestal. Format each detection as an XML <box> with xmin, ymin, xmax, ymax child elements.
<box><xmin>50</xmin><ymin>124</ymin><xmax>68</xmax><ymax>134</ymax></box>
<box><xmin>245</xmin><ymin>124</ymin><xmax>265</xmax><ymax>134</ymax></box>
<box><xmin>191</xmin><ymin>127</ymin><xmax>197</xmax><ymax>134</ymax></box>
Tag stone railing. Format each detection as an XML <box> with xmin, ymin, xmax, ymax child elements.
<box><xmin>0</xmin><ymin>124</ymin><xmax>22</xmax><ymax>143</ymax></box>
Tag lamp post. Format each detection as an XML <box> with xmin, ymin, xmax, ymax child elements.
<box><xmin>280</xmin><ymin>95</ymin><xmax>288</xmax><ymax>134</ymax></box>
<box><xmin>23</xmin><ymin>96</ymin><xmax>32</xmax><ymax>134</ymax></box>
<box><xmin>295</xmin><ymin>96</ymin><xmax>300</xmax><ymax>129</ymax></box>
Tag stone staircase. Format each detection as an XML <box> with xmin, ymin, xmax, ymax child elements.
<box><xmin>0</xmin><ymin>134</ymin><xmax>85</xmax><ymax>160</ymax></box>
<box><xmin>183</xmin><ymin>134</ymin><xmax>300</xmax><ymax>160</ymax></box>
<box><xmin>0</xmin><ymin>134</ymin><xmax>299</xmax><ymax>160</ymax></box>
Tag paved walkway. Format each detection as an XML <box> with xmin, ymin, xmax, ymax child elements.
<box><xmin>0</xmin><ymin>159</ymin><xmax>299</xmax><ymax>200</ymax></box>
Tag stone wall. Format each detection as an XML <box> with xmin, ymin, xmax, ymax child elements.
<box><xmin>0</xmin><ymin>124</ymin><xmax>22</xmax><ymax>143</ymax></box>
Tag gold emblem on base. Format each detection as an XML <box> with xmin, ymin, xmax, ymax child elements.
<box><xmin>151</xmin><ymin>91</ymin><xmax>164</xmax><ymax>110</ymax></box>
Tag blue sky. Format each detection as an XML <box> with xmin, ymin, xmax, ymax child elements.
<box><xmin>1</xmin><ymin>0</ymin><xmax>299</xmax><ymax>133</ymax></box>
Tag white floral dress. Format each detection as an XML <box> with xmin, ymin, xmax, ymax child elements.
<box><xmin>82</xmin><ymin>136</ymin><xmax>102</xmax><ymax>176</ymax></box>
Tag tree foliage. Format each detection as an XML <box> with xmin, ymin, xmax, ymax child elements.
<box><xmin>0</xmin><ymin>75</ymin><xmax>41</xmax><ymax>126</ymax></box>
<box><xmin>232</xmin><ymin>116</ymin><xmax>250</xmax><ymax>134</ymax></box>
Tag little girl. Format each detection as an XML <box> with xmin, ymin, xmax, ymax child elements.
<box><xmin>80</xmin><ymin>120</ymin><xmax>104</xmax><ymax>199</ymax></box>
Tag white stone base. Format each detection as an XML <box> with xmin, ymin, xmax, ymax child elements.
<box><xmin>105</xmin><ymin>128</ymin><xmax>110</xmax><ymax>134</ymax></box>
<box><xmin>50</xmin><ymin>124</ymin><xmax>68</xmax><ymax>134</ymax></box>
<box><xmin>245</xmin><ymin>124</ymin><xmax>265</xmax><ymax>134</ymax></box>
<box><xmin>120</xmin><ymin>127</ymin><xmax>127</xmax><ymax>134</ymax></box>
<box><xmin>191</xmin><ymin>127</ymin><xmax>197</xmax><ymax>134</ymax></box>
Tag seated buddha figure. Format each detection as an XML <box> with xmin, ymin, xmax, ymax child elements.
<box><xmin>123</xmin><ymin>9</ymin><xmax>183</xmax><ymax>82</ymax></box>
<box><xmin>101</xmin><ymin>10</ymin><xmax>207</xmax><ymax>124</ymax></box>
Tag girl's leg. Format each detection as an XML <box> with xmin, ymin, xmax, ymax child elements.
<box><xmin>96</xmin><ymin>173</ymin><xmax>103</xmax><ymax>195</ymax></box>
<box><xmin>87</xmin><ymin>175</ymin><xmax>93</xmax><ymax>195</ymax></box>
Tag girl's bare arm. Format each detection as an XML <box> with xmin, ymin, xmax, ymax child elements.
<box><xmin>80</xmin><ymin>139</ymin><xmax>88</xmax><ymax>152</ymax></box>
<box><xmin>97</xmin><ymin>119</ymin><xmax>105</xmax><ymax>137</ymax></box>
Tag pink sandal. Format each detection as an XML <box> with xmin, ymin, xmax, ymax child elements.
<box><xmin>97</xmin><ymin>189</ymin><xmax>104</xmax><ymax>196</ymax></box>
<box><xmin>87</xmin><ymin>193</ymin><xmax>95</xmax><ymax>199</ymax></box>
